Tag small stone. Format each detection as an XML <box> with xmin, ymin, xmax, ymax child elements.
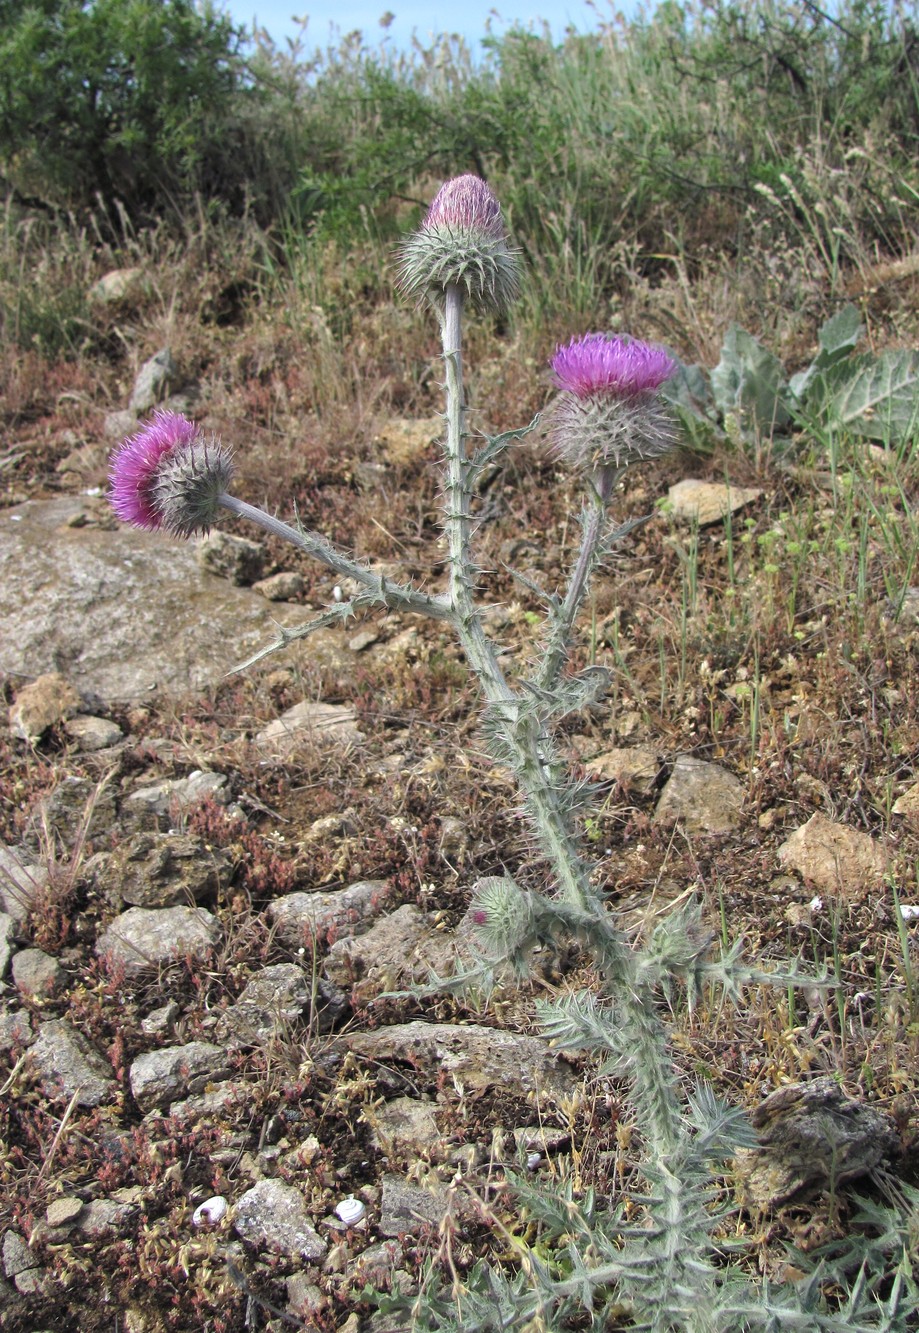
<box><xmin>129</xmin><ymin>348</ymin><xmax>178</xmax><ymax>414</ymax></box>
<box><xmin>12</xmin><ymin>948</ymin><xmax>66</xmax><ymax>998</ymax></box>
<box><xmin>2</xmin><ymin>1230</ymin><xmax>37</xmax><ymax>1278</ymax></box>
<box><xmin>255</xmin><ymin>701</ymin><xmax>364</xmax><ymax>756</ymax></box>
<box><xmin>0</xmin><ymin>845</ymin><xmax>45</xmax><ymax>925</ymax></box>
<box><xmin>438</xmin><ymin>817</ymin><xmax>468</xmax><ymax>856</ymax></box>
<box><xmin>28</xmin><ymin>776</ymin><xmax>117</xmax><ymax>848</ymax></box>
<box><xmin>654</xmin><ymin>756</ymin><xmax>744</xmax><ymax>834</ymax></box>
<box><xmin>94</xmin><ymin>832</ymin><xmax>230</xmax><ymax>909</ymax></box>
<box><xmin>667</xmin><ymin>479</ymin><xmax>763</xmax><ymax>527</ymax></box>
<box><xmin>348</xmin><ymin>630</ymin><xmax>378</xmax><ymax>652</ymax></box>
<box><xmin>129</xmin><ymin>1041</ymin><xmax>229</xmax><ymax>1113</ymax></box>
<box><xmin>63</xmin><ymin>715</ymin><xmax>124</xmax><ymax>751</ymax></box>
<box><xmin>267</xmin><ymin>880</ymin><xmax>389</xmax><ymax>946</ymax></box>
<box><xmin>374</xmin><ymin>417</ymin><xmax>441</xmax><ymax>467</ymax></box>
<box><xmin>354</xmin><ymin>1240</ymin><xmax>403</xmax><ymax>1284</ymax></box>
<box><xmin>233</xmin><ymin>1179</ymin><xmax>327</xmax><ymax>1260</ymax></box>
<box><xmin>9</xmin><ymin>673</ymin><xmax>82</xmax><ymax>742</ymax></box>
<box><xmin>365</xmin><ymin>1096</ymin><xmax>441</xmax><ymax>1156</ymax></box>
<box><xmin>96</xmin><ymin>905</ymin><xmax>220</xmax><ymax>979</ymax></box>
<box><xmin>252</xmin><ymin>572</ymin><xmax>304</xmax><ymax>601</ymax></box>
<box><xmin>734</xmin><ymin>1077</ymin><xmax>899</xmax><ymax>1208</ymax></box>
<box><xmin>343</xmin><ymin>1021</ymin><xmax>574</xmax><ymax>1100</ymax></box>
<box><xmin>215</xmin><ymin>963</ymin><xmax>311</xmax><ymax>1045</ymax></box>
<box><xmin>124</xmin><ymin>771</ymin><xmax>229</xmax><ymax>825</ymax></box>
<box><xmin>103</xmin><ymin>409</ymin><xmax>137</xmax><ymax>441</ymax></box>
<box><xmin>0</xmin><ymin>1008</ymin><xmax>33</xmax><ymax>1050</ymax></box>
<box><xmin>0</xmin><ymin>915</ymin><xmax>13</xmax><ymax>979</ymax></box>
<box><xmin>197</xmin><ymin>531</ymin><xmax>265</xmax><ymax>585</ymax></box>
<box><xmin>892</xmin><ymin>781</ymin><xmax>919</xmax><ymax>824</ymax></box>
<box><xmin>75</xmin><ymin>1197</ymin><xmax>139</xmax><ymax>1238</ymax></box>
<box><xmin>378</xmin><ymin>1173</ymin><xmax>451</xmax><ymax>1238</ymax></box>
<box><xmin>29</xmin><ymin>1019</ymin><xmax>114</xmax><ymax>1107</ymax></box>
<box><xmin>46</xmin><ymin>1197</ymin><xmax>83</xmax><ymax>1228</ymax></box>
<box><xmin>323</xmin><ymin>904</ymin><xmax>450</xmax><ymax>1001</ymax></box>
<box><xmin>89</xmin><ymin>267</ymin><xmax>144</xmax><ymax>304</ymax></box>
<box><xmin>777</xmin><ymin>812</ymin><xmax>888</xmax><ymax>900</ymax></box>
<box><xmin>141</xmin><ymin>1002</ymin><xmax>179</xmax><ymax>1037</ymax></box>
<box><xmin>286</xmin><ymin>1275</ymin><xmax>327</xmax><ymax>1320</ymax></box>
<box><xmin>584</xmin><ymin>745</ymin><xmax>662</xmax><ymax>793</ymax></box>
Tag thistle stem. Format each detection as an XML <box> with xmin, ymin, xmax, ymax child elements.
<box><xmin>536</xmin><ymin>467</ymin><xmax>619</xmax><ymax>693</ymax></box>
<box><xmin>217</xmin><ymin>493</ymin><xmax>451</xmax><ymax>621</ymax></box>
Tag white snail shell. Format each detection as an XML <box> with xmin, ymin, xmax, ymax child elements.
<box><xmin>335</xmin><ymin>1196</ymin><xmax>366</xmax><ymax>1225</ymax></box>
<box><xmin>192</xmin><ymin>1196</ymin><xmax>228</xmax><ymax>1227</ymax></box>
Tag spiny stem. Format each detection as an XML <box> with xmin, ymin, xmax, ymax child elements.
<box><xmin>536</xmin><ymin>467</ymin><xmax>619</xmax><ymax>693</ymax></box>
<box><xmin>218</xmin><ymin>493</ymin><xmax>451</xmax><ymax>621</ymax></box>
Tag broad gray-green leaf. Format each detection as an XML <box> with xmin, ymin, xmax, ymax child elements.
<box><xmin>662</xmin><ymin>360</ymin><xmax>723</xmax><ymax>453</ymax></box>
<box><xmin>818</xmin><ymin>303</ymin><xmax>863</xmax><ymax>357</ymax></box>
<box><xmin>710</xmin><ymin>325</ymin><xmax>792</xmax><ymax>436</ymax></box>
<box><xmin>790</xmin><ymin>304</ymin><xmax>863</xmax><ymax>402</ymax></box>
<box><xmin>808</xmin><ymin>350</ymin><xmax>919</xmax><ymax>444</ymax></box>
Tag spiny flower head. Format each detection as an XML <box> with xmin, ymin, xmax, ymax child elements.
<box><xmin>397</xmin><ymin>174</ymin><xmax>520</xmax><ymax>314</ymax></box>
<box><xmin>109</xmin><ymin>410</ymin><xmax>233</xmax><ymax>538</ymax></box>
<box><xmin>549</xmin><ymin>332</ymin><xmax>677</xmax><ymax>477</ymax></box>
<box><xmin>469</xmin><ymin>876</ymin><xmax>534</xmax><ymax>957</ymax></box>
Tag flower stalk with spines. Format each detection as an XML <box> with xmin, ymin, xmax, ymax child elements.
<box><xmin>108</xmin><ymin>410</ymin><xmax>451</xmax><ymax>630</ymax></box>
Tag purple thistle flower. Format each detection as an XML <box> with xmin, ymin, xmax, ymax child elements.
<box><xmin>109</xmin><ymin>411</ymin><xmax>199</xmax><ymax>529</ymax></box>
<box><xmin>549</xmin><ymin>332</ymin><xmax>678</xmax><ymax>479</ymax></box>
<box><xmin>109</xmin><ymin>410</ymin><xmax>233</xmax><ymax>537</ymax></box>
<box><xmin>551</xmin><ymin>333</ymin><xmax>675</xmax><ymax>400</ymax></box>
<box><xmin>423</xmin><ymin>175</ymin><xmax>505</xmax><ymax>240</ymax></box>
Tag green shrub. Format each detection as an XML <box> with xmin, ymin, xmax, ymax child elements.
<box><xmin>0</xmin><ymin>0</ymin><xmax>269</xmax><ymax>225</ymax></box>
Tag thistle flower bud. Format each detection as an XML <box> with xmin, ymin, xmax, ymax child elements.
<box><xmin>397</xmin><ymin>174</ymin><xmax>520</xmax><ymax>313</ymax></box>
<box><xmin>549</xmin><ymin>333</ymin><xmax>677</xmax><ymax>476</ymax></box>
<box><xmin>109</xmin><ymin>410</ymin><xmax>233</xmax><ymax>538</ymax></box>
<box><xmin>469</xmin><ymin>875</ymin><xmax>533</xmax><ymax>956</ymax></box>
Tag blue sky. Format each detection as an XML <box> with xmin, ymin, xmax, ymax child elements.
<box><xmin>222</xmin><ymin>0</ymin><xmax>630</xmax><ymax>57</ymax></box>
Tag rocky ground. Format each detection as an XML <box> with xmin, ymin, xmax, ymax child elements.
<box><xmin>2</xmin><ymin>335</ymin><xmax>919</xmax><ymax>1332</ymax></box>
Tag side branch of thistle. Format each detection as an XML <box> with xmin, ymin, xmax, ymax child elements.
<box><xmin>219</xmin><ymin>494</ymin><xmax>451</xmax><ymax>623</ymax></box>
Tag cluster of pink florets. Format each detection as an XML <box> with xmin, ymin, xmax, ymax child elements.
<box><xmin>550</xmin><ymin>332</ymin><xmax>675</xmax><ymax>400</ymax></box>
<box><xmin>109</xmin><ymin>409</ymin><xmax>233</xmax><ymax>537</ymax></box>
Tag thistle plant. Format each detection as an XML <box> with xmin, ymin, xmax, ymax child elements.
<box><xmin>109</xmin><ymin>175</ymin><xmax>918</xmax><ymax>1331</ymax></box>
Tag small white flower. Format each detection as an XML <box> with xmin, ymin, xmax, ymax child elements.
<box><xmin>898</xmin><ymin>904</ymin><xmax>919</xmax><ymax>921</ymax></box>
<box><xmin>809</xmin><ymin>896</ymin><xmax>823</xmax><ymax>913</ymax></box>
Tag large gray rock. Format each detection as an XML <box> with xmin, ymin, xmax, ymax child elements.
<box><xmin>233</xmin><ymin>1180</ymin><xmax>327</xmax><ymax>1260</ymax></box>
<box><xmin>96</xmin><ymin>905</ymin><xmax>220</xmax><ymax>978</ymax></box>
<box><xmin>0</xmin><ymin>497</ymin><xmax>307</xmax><ymax>701</ymax></box>
<box><xmin>29</xmin><ymin>1019</ymin><xmax>115</xmax><ymax>1107</ymax></box>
